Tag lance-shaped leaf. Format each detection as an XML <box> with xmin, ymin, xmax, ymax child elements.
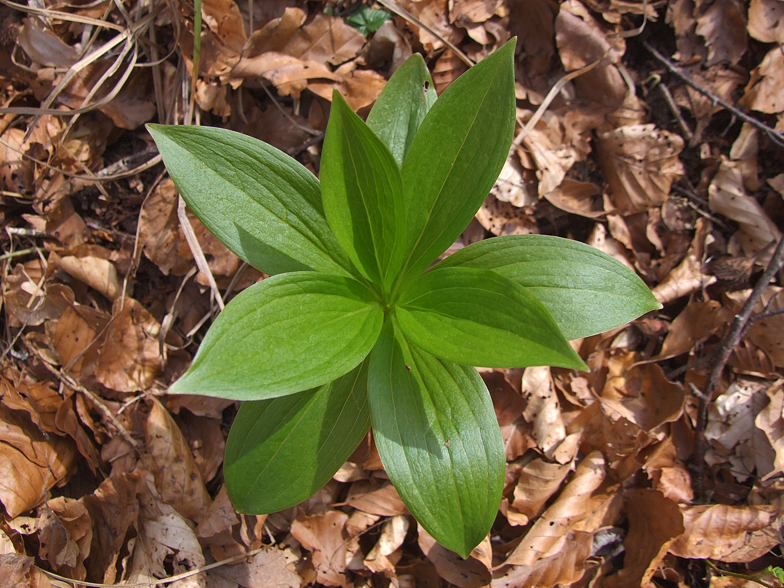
<box><xmin>147</xmin><ymin>124</ymin><xmax>351</xmax><ymax>277</ymax></box>
<box><xmin>366</xmin><ymin>53</ymin><xmax>437</xmax><ymax>167</ymax></box>
<box><xmin>225</xmin><ymin>362</ymin><xmax>371</xmax><ymax>514</ymax></box>
<box><xmin>437</xmin><ymin>235</ymin><xmax>662</xmax><ymax>340</ymax></box>
<box><xmin>396</xmin><ymin>267</ymin><xmax>587</xmax><ymax>370</ymax></box>
<box><xmin>321</xmin><ymin>92</ymin><xmax>408</xmax><ymax>291</ymax></box>
<box><xmin>397</xmin><ymin>38</ymin><xmax>516</xmax><ymax>282</ymax></box>
<box><xmin>169</xmin><ymin>272</ymin><xmax>383</xmax><ymax>400</ymax></box>
<box><xmin>368</xmin><ymin>321</ymin><xmax>504</xmax><ymax>557</ymax></box>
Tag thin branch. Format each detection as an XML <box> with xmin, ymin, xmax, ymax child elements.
<box><xmin>643</xmin><ymin>41</ymin><xmax>784</xmax><ymax>148</ymax></box>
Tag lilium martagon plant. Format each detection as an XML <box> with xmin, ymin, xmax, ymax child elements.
<box><xmin>146</xmin><ymin>38</ymin><xmax>660</xmax><ymax>558</ymax></box>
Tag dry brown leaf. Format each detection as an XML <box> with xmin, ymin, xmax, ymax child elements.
<box><xmin>95</xmin><ymin>298</ymin><xmax>162</xmax><ymax>392</ymax></box>
<box><xmin>81</xmin><ymin>472</ymin><xmax>141</xmax><ymax>584</ymax></box>
<box><xmin>417</xmin><ymin>524</ymin><xmax>491</xmax><ymax>588</ymax></box>
<box><xmin>503</xmin><ymin>451</ymin><xmax>605</xmax><ymax>567</ymax></box>
<box><xmin>709</xmin><ymin>159</ymin><xmax>782</xmax><ymax>265</ymax></box>
<box><xmin>668</xmin><ymin>504</ymin><xmax>780</xmax><ymax>562</ymax></box>
<box><xmin>555</xmin><ymin>0</ymin><xmax>627</xmax><ymax>108</ymax></box>
<box><xmin>652</xmin><ymin>218</ymin><xmax>715</xmax><ymax>304</ymax></box>
<box><xmin>0</xmin><ymin>443</ymin><xmax>48</xmax><ymax>518</ymax></box>
<box><xmin>542</xmin><ymin>180</ymin><xmax>604</xmax><ymax>218</ymax></box>
<box><xmin>695</xmin><ymin>0</ymin><xmax>747</xmax><ymax>66</ymax></box>
<box><xmin>741</xmin><ymin>46</ymin><xmax>784</xmax><ymax>117</ymax></box>
<box><xmin>37</xmin><ymin>497</ymin><xmax>92</xmax><ymax>581</ymax></box>
<box><xmin>195</xmin><ymin>484</ymin><xmax>243</xmax><ymax>560</ymax></box>
<box><xmin>3</xmin><ymin>262</ymin><xmax>74</xmax><ymax>327</ymax></box>
<box><xmin>749</xmin><ymin>0</ymin><xmax>784</xmax><ymax>44</ymax></box>
<box><xmin>510</xmin><ymin>457</ymin><xmax>573</xmax><ymax>526</ymax></box>
<box><xmin>604</xmin><ymin>489</ymin><xmax>683</xmax><ymax>588</ymax></box>
<box><xmin>346</xmin><ymin>478</ymin><xmax>408</xmax><ymax>517</ymax></box>
<box><xmin>54</xmin><ymin>393</ymin><xmax>102</xmax><ymax>472</ymax></box>
<box><xmin>231</xmin><ymin>52</ymin><xmax>336</xmax><ymax>99</ymax></box>
<box><xmin>145</xmin><ymin>398</ymin><xmax>211</xmax><ymax>524</ymax></box>
<box><xmin>206</xmin><ymin>546</ymin><xmax>302</xmax><ymax>587</ymax></box>
<box><xmin>53</xmin><ymin>304</ymin><xmax>108</xmax><ymax>377</ymax></box>
<box><xmin>476</xmin><ymin>194</ymin><xmax>538</xmax><ymax>235</ymax></box>
<box><xmin>486</xmin><ymin>371</ymin><xmax>536</xmax><ymax>461</ymax></box>
<box><xmin>705</xmin><ymin>378</ymin><xmax>776</xmax><ymax>481</ymax></box>
<box><xmin>283</xmin><ymin>13</ymin><xmax>365</xmax><ymax>65</ymax></box>
<box><xmin>308</xmin><ymin>64</ymin><xmax>388</xmax><ymax>111</ymax></box>
<box><xmin>364</xmin><ymin>515</ymin><xmax>408</xmax><ymax>574</ymax></box>
<box><xmin>397</xmin><ymin>0</ymin><xmax>465</xmax><ymax>51</ymax></box>
<box><xmin>522</xmin><ymin>366</ymin><xmax>566</xmax><ymax>456</ymax></box>
<box><xmin>492</xmin><ymin>530</ymin><xmax>593</xmax><ymax>588</ymax></box>
<box><xmin>597</xmin><ymin>124</ymin><xmax>684</xmax><ymax>215</ymax></box>
<box><xmin>290</xmin><ymin>509</ymin><xmax>351</xmax><ymax>586</ymax></box>
<box><xmin>658</xmin><ymin>300</ymin><xmax>733</xmax><ymax>359</ymax></box>
<box><xmin>756</xmin><ymin>380</ymin><xmax>784</xmax><ymax>479</ymax></box>
<box><xmin>138</xmin><ymin>179</ymin><xmax>192</xmax><ymax>276</ymax></box>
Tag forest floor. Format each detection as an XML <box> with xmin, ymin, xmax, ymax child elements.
<box><xmin>2</xmin><ymin>0</ymin><xmax>784</xmax><ymax>586</ymax></box>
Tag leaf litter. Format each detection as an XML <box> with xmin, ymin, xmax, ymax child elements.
<box><xmin>1</xmin><ymin>0</ymin><xmax>784</xmax><ymax>586</ymax></box>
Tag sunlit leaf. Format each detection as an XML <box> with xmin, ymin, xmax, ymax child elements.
<box><xmin>396</xmin><ymin>267</ymin><xmax>587</xmax><ymax>370</ymax></box>
<box><xmin>368</xmin><ymin>320</ymin><xmax>505</xmax><ymax>558</ymax></box>
<box><xmin>169</xmin><ymin>272</ymin><xmax>383</xmax><ymax>400</ymax></box>
<box><xmin>225</xmin><ymin>363</ymin><xmax>370</xmax><ymax>514</ymax></box>
<box><xmin>437</xmin><ymin>235</ymin><xmax>662</xmax><ymax>339</ymax></box>
<box><xmin>147</xmin><ymin>124</ymin><xmax>352</xmax><ymax>277</ymax></box>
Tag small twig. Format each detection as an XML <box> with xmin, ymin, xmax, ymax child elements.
<box><xmin>692</xmin><ymin>236</ymin><xmax>784</xmax><ymax>497</ymax></box>
<box><xmin>706</xmin><ymin>560</ymin><xmax>778</xmax><ymax>588</ymax></box>
<box><xmin>643</xmin><ymin>41</ymin><xmax>784</xmax><ymax>148</ymax></box>
<box><xmin>0</xmin><ymin>247</ymin><xmax>40</xmax><ymax>262</ymax></box>
<box><xmin>177</xmin><ymin>197</ymin><xmax>225</xmax><ymax>311</ymax></box>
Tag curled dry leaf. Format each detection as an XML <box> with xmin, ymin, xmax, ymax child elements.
<box><xmin>138</xmin><ymin>179</ymin><xmax>192</xmax><ymax>276</ymax></box>
<box><xmin>597</xmin><ymin>124</ymin><xmax>684</xmax><ymax>215</ymax></box>
<box><xmin>58</xmin><ymin>254</ymin><xmax>122</xmax><ymax>302</ymax></box>
<box><xmin>522</xmin><ymin>366</ymin><xmax>566</xmax><ymax>456</ymax></box>
<box><xmin>144</xmin><ymin>398</ymin><xmax>211</xmax><ymax>524</ymax></box>
<box><xmin>657</xmin><ymin>301</ymin><xmax>733</xmax><ymax>360</ymax></box>
<box><xmin>749</xmin><ymin>0</ymin><xmax>784</xmax><ymax>44</ymax></box>
<box><xmin>37</xmin><ymin>497</ymin><xmax>92</xmax><ymax>581</ymax></box>
<box><xmin>3</xmin><ymin>262</ymin><xmax>73</xmax><ymax>327</ymax></box>
<box><xmin>485</xmin><ymin>370</ymin><xmax>536</xmax><ymax>461</ymax></box>
<box><xmin>652</xmin><ymin>218</ymin><xmax>715</xmax><ymax>304</ymax></box>
<box><xmin>510</xmin><ymin>457</ymin><xmax>573</xmax><ymax>526</ymax></box>
<box><xmin>417</xmin><ymin>524</ymin><xmax>491</xmax><ymax>588</ymax></box>
<box><xmin>503</xmin><ymin>451</ymin><xmax>605</xmax><ymax>567</ymax></box>
<box><xmin>95</xmin><ymin>298</ymin><xmax>162</xmax><ymax>393</ymax></box>
<box><xmin>53</xmin><ymin>304</ymin><xmax>109</xmax><ymax>377</ymax></box>
<box><xmin>668</xmin><ymin>504</ymin><xmax>780</xmax><ymax>562</ymax></box>
<box><xmin>695</xmin><ymin>0</ymin><xmax>747</xmax><ymax>66</ymax></box>
<box><xmin>346</xmin><ymin>478</ymin><xmax>408</xmax><ymax>517</ymax></box>
<box><xmin>492</xmin><ymin>530</ymin><xmax>593</xmax><ymax>588</ymax></box>
<box><xmin>290</xmin><ymin>509</ymin><xmax>351</xmax><ymax>587</ymax></box>
<box><xmin>195</xmin><ymin>485</ymin><xmax>242</xmax><ymax>560</ymax></box>
<box><xmin>740</xmin><ymin>46</ymin><xmax>784</xmax><ymax>121</ymax></box>
<box><xmin>364</xmin><ymin>515</ymin><xmax>409</xmax><ymax>574</ymax></box>
<box><xmin>396</xmin><ymin>0</ymin><xmax>465</xmax><ymax>51</ymax></box>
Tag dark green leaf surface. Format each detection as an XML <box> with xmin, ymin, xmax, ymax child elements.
<box><xmin>346</xmin><ymin>6</ymin><xmax>390</xmax><ymax>34</ymax></box>
<box><xmin>147</xmin><ymin>124</ymin><xmax>351</xmax><ymax>277</ymax></box>
<box><xmin>366</xmin><ymin>54</ymin><xmax>437</xmax><ymax>167</ymax></box>
<box><xmin>225</xmin><ymin>363</ymin><xmax>371</xmax><ymax>514</ymax></box>
<box><xmin>169</xmin><ymin>272</ymin><xmax>383</xmax><ymax>400</ymax></box>
<box><xmin>437</xmin><ymin>235</ymin><xmax>662</xmax><ymax>339</ymax></box>
<box><xmin>368</xmin><ymin>321</ymin><xmax>504</xmax><ymax>558</ymax></box>
<box><xmin>397</xmin><ymin>39</ymin><xmax>516</xmax><ymax>283</ymax></box>
<box><xmin>321</xmin><ymin>92</ymin><xmax>408</xmax><ymax>292</ymax></box>
<box><xmin>397</xmin><ymin>267</ymin><xmax>587</xmax><ymax>370</ymax></box>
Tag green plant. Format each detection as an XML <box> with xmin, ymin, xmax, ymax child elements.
<box><xmin>147</xmin><ymin>39</ymin><xmax>660</xmax><ymax>557</ymax></box>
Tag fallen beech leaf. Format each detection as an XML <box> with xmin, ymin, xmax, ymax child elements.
<box><xmin>145</xmin><ymin>399</ymin><xmax>211</xmax><ymax>523</ymax></box>
<box><xmin>542</xmin><ymin>179</ymin><xmax>604</xmax><ymax>219</ymax></box>
<box><xmin>709</xmin><ymin>159</ymin><xmax>782</xmax><ymax>265</ymax></box>
<box><xmin>741</xmin><ymin>46</ymin><xmax>784</xmax><ymax>117</ymax></box>
<box><xmin>282</xmin><ymin>13</ymin><xmax>365</xmax><ymax>65</ymax></box>
<box><xmin>510</xmin><ymin>457</ymin><xmax>573</xmax><ymax>526</ymax></box>
<box><xmin>756</xmin><ymin>381</ymin><xmax>784</xmax><ymax>479</ymax></box>
<box><xmin>206</xmin><ymin>546</ymin><xmax>301</xmax><ymax>587</ymax></box>
<box><xmin>0</xmin><ymin>554</ymin><xmax>34</xmax><ymax>586</ymax></box>
<box><xmin>695</xmin><ymin>0</ymin><xmax>747</xmax><ymax>66</ymax></box>
<box><xmin>290</xmin><ymin>510</ymin><xmax>350</xmax><ymax>587</ymax></box>
<box><xmin>37</xmin><ymin>497</ymin><xmax>92</xmax><ymax>580</ymax></box>
<box><xmin>476</xmin><ymin>194</ymin><xmax>538</xmax><ymax>236</ymax></box>
<box><xmin>658</xmin><ymin>301</ymin><xmax>733</xmax><ymax>359</ymax></box>
<box><xmin>396</xmin><ymin>0</ymin><xmax>465</xmax><ymax>51</ymax></box>
<box><xmin>346</xmin><ymin>478</ymin><xmax>408</xmax><ymax>517</ymax></box>
<box><xmin>81</xmin><ymin>473</ymin><xmax>141</xmax><ymax>583</ymax></box>
<box><xmin>53</xmin><ymin>304</ymin><xmax>108</xmax><ymax>377</ymax></box>
<box><xmin>0</xmin><ymin>443</ymin><xmax>47</xmax><ymax>518</ymax></box>
<box><xmin>652</xmin><ymin>218</ymin><xmax>715</xmax><ymax>304</ymax></box>
<box><xmin>418</xmin><ymin>524</ymin><xmax>491</xmax><ymax>588</ymax></box>
<box><xmin>95</xmin><ymin>298</ymin><xmax>162</xmax><ymax>392</ymax></box>
<box><xmin>522</xmin><ymin>366</ymin><xmax>565</xmax><ymax>456</ymax></box>
<box><xmin>486</xmin><ymin>370</ymin><xmax>535</xmax><ymax>461</ymax></box>
<box><xmin>705</xmin><ymin>378</ymin><xmax>775</xmax><ymax>481</ymax></box>
<box><xmin>605</xmin><ymin>490</ymin><xmax>683</xmax><ymax>588</ymax></box>
<box><xmin>504</xmin><ymin>451</ymin><xmax>605</xmax><ymax>567</ymax></box>
<box><xmin>174</xmin><ymin>411</ymin><xmax>225</xmax><ymax>484</ymax></box>
<box><xmin>491</xmin><ymin>530</ymin><xmax>593</xmax><ymax>588</ymax></box>
<box><xmin>597</xmin><ymin>124</ymin><xmax>684</xmax><ymax>215</ymax></box>
<box><xmin>196</xmin><ymin>485</ymin><xmax>242</xmax><ymax>560</ymax></box>
<box><xmin>231</xmin><ymin>52</ymin><xmax>336</xmax><ymax>99</ymax></box>
<box><xmin>138</xmin><ymin>179</ymin><xmax>192</xmax><ymax>276</ymax></box>
<box><xmin>307</xmin><ymin>64</ymin><xmax>388</xmax><ymax>111</ymax></box>
<box><xmin>3</xmin><ymin>263</ymin><xmax>74</xmax><ymax>327</ymax></box>
<box><xmin>669</xmin><ymin>504</ymin><xmax>780</xmax><ymax>562</ymax></box>
<box><xmin>749</xmin><ymin>0</ymin><xmax>784</xmax><ymax>44</ymax></box>
<box><xmin>364</xmin><ymin>515</ymin><xmax>409</xmax><ymax>573</ymax></box>
<box><xmin>58</xmin><ymin>255</ymin><xmax>122</xmax><ymax>301</ymax></box>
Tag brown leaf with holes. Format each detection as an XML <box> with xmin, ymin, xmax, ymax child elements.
<box><xmin>144</xmin><ymin>398</ymin><xmax>211</xmax><ymax>523</ymax></box>
<box><xmin>669</xmin><ymin>504</ymin><xmax>780</xmax><ymax>562</ymax></box>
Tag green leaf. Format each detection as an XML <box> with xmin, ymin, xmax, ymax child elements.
<box><xmin>396</xmin><ymin>38</ymin><xmax>516</xmax><ymax>284</ymax></box>
<box><xmin>225</xmin><ymin>362</ymin><xmax>371</xmax><ymax>514</ymax></box>
<box><xmin>437</xmin><ymin>235</ymin><xmax>662</xmax><ymax>339</ymax></box>
<box><xmin>346</xmin><ymin>6</ymin><xmax>390</xmax><ymax>35</ymax></box>
<box><xmin>366</xmin><ymin>54</ymin><xmax>437</xmax><ymax>167</ymax></box>
<box><xmin>396</xmin><ymin>266</ymin><xmax>587</xmax><ymax>370</ymax></box>
<box><xmin>169</xmin><ymin>272</ymin><xmax>383</xmax><ymax>400</ymax></box>
<box><xmin>368</xmin><ymin>320</ymin><xmax>504</xmax><ymax>558</ymax></box>
<box><xmin>147</xmin><ymin>124</ymin><xmax>352</xmax><ymax>277</ymax></box>
<box><xmin>321</xmin><ymin>91</ymin><xmax>407</xmax><ymax>292</ymax></box>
